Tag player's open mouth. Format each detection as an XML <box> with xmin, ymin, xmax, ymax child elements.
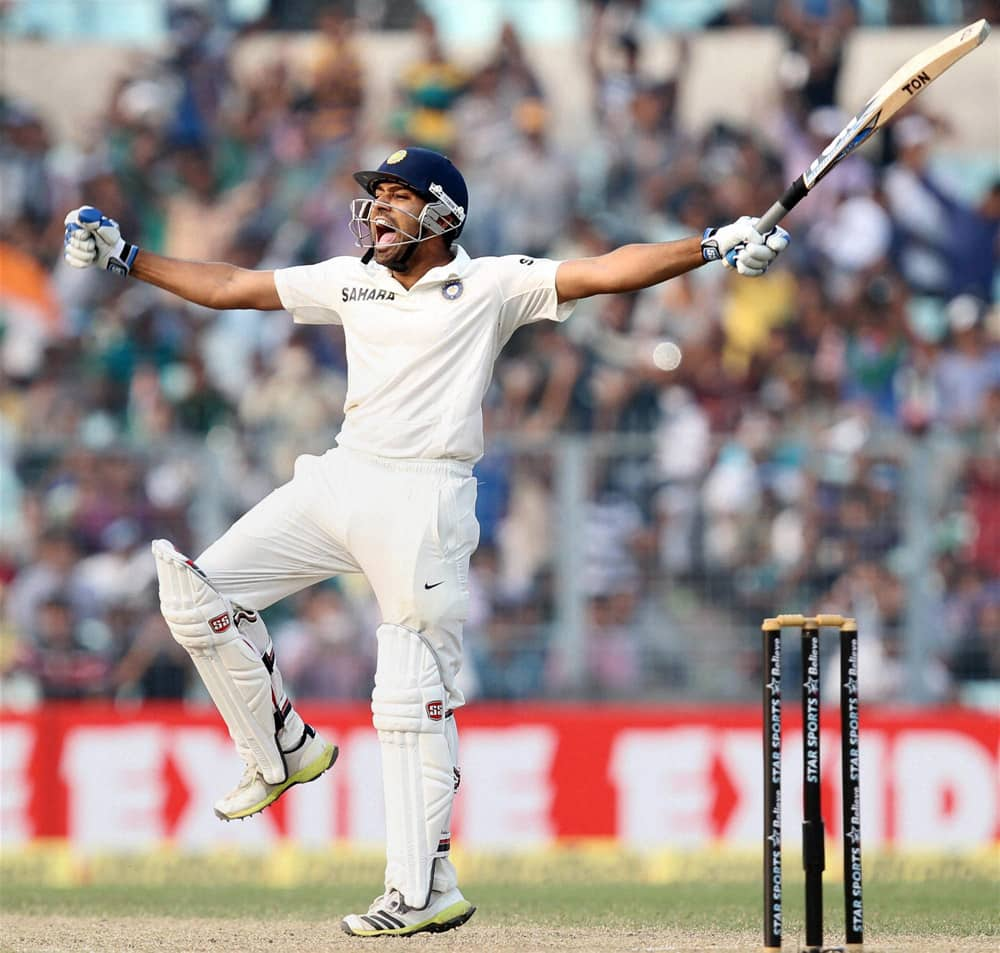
<box><xmin>373</xmin><ymin>218</ymin><xmax>399</xmax><ymax>248</ymax></box>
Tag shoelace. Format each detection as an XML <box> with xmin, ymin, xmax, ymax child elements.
<box><xmin>236</xmin><ymin>764</ymin><xmax>260</xmax><ymax>790</ymax></box>
<box><xmin>370</xmin><ymin>890</ymin><xmax>407</xmax><ymax>915</ymax></box>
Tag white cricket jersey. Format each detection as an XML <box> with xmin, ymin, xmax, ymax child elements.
<box><xmin>273</xmin><ymin>246</ymin><xmax>575</xmax><ymax>462</ymax></box>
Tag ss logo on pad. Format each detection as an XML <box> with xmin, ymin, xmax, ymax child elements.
<box><xmin>209</xmin><ymin>612</ymin><xmax>231</xmax><ymax>633</ymax></box>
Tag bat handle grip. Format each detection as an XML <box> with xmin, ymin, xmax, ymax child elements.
<box><xmin>757</xmin><ymin>202</ymin><xmax>788</xmax><ymax>234</ymax></box>
<box><xmin>757</xmin><ymin>176</ymin><xmax>809</xmax><ymax>234</ymax></box>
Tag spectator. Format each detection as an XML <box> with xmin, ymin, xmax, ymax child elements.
<box><xmin>274</xmin><ymin>586</ymin><xmax>374</xmax><ymax>700</ymax></box>
<box><xmin>492</xmin><ymin>99</ymin><xmax>577</xmax><ymax>257</ymax></box>
<box><xmin>777</xmin><ymin>0</ymin><xmax>856</xmax><ymax>112</ymax></box>
<box><xmin>963</xmin><ymin>455</ymin><xmax>1000</xmax><ymax>580</ymax></box>
<box><xmin>883</xmin><ymin>114</ymin><xmax>955</xmax><ymax>296</ymax></box>
<box><xmin>583</xmin><ymin>589</ymin><xmax>642</xmax><ymax>697</ymax></box>
<box><xmin>841</xmin><ymin>277</ymin><xmax>909</xmax><ymax>419</ymax></box>
<box><xmin>942</xmin><ymin>179</ymin><xmax>1000</xmax><ymax>301</ymax></box>
<box><xmin>307</xmin><ymin>10</ymin><xmax>365</xmax><ymax>146</ymax></box>
<box><xmin>471</xmin><ymin>595</ymin><xmax>548</xmax><ymax>700</ymax></box>
<box><xmin>110</xmin><ymin>605</ymin><xmax>190</xmax><ymax>700</ymax></box>
<box><xmin>394</xmin><ymin>13</ymin><xmax>466</xmax><ymax>152</ymax></box>
<box><xmin>162</xmin><ymin>146</ymin><xmax>261</xmax><ymax>261</ymax></box>
<box><xmin>949</xmin><ymin>594</ymin><xmax>1000</xmax><ymax>684</ymax></box>
<box><xmin>6</xmin><ymin>528</ymin><xmax>93</xmax><ymax>638</ymax></box>
<box><xmin>73</xmin><ymin>517</ymin><xmax>156</xmax><ymax>610</ymax></box>
<box><xmin>0</xmin><ymin>210</ymin><xmax>63</xmax><ymax>380</ymax></box>
<box><xmin>588</xmin><ymin>30</ymin><xmax>644</xmax><ymax>140</ymax></box>
<box><xmin>933</xmin><ymin>296</ymin><xmax>1000</xmax><ymax>430</ymax></box>
<box><xmin>12</xmin><ymin>595</ymin><xmax>112</xmax><ymax>701</ymax></box>
<box><xmin>0</xmin><ymin>102</ymin><xmax>53</xmax><ymax>228</ymax></box>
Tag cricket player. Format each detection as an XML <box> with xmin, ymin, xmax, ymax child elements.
<box><xmin>63</xmin><ymin>146</ymin><xmax>788</xmax><ymax>936</ymax></box>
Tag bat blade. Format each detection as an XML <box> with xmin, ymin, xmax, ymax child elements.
<box><xmin>804</xmin><ymin>18</ymin><xmax>990</xmax><ymax>189</ymax></box>
<box><xmin>758</xmin><ymin>19</ymin><xmax>990</xmax><ymax>233</ymax></box>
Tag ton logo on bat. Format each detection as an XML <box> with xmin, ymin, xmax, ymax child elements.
<box><xmin>902</xmin><ymin>70</ymin><xmax>932</xmax><ymax>94</ymax></box>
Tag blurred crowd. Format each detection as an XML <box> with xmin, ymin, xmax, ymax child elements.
<box><xmin>1</xmin><ymin>1</ymin><xmax>997</xmax><ymax>709</ymax></box>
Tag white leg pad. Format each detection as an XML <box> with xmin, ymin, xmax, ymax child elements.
<box><xmin>234</xmin><ymin>608</ymin><xmax>305</xmax><ymax>752</ymax></box>
<box><xmin>153</xmin><ymin>539</ymin><xmax>286</xmax><ymax>784</ymax></box>
<box><xmin>372</xmin><ymin>623</ymin><xmax>454</xmax><ymax>909</ymax></box>
<box><xmin>431</xmin><ymin>714</ymin><xmax>460</xmax><ymax>895</ymax></box>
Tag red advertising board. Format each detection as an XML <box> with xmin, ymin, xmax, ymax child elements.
<box><xmin>1</xmin><ymin>704</ymin><xmax>997</xmax><ymax>851</ymax></box>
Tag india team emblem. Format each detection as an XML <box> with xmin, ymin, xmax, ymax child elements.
<box><xmin>386</xmin><ymin>149</ymin><xmax>407</xmax><ymax>164</ymax></box>
<box><xmin>442</xmin><ymin>279</ymin><xmax>463</xmax><ymax>300</ymax></box>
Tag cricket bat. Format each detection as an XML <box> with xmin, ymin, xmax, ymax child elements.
<box><xmin>757</xmin><ymin>18</ymin><xmax>991</xmax><ymax>233</ymax></box>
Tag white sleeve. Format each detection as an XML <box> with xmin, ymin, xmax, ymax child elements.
<box><xmin>495</xmin><ymin>255</ymin><xmax>576</xmax><ymax>345</ymax></box>
<box><xmin>273</xmin><ymin>258</ymin><xmax>347</xmax><ymax>325</ymax></box>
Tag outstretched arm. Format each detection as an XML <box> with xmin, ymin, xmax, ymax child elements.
<box><xmin>555</xmin><ymin>218</ymin><xmax>790</xmax><ymax>303</ymax></box>
<box><xmin>64</xmin><ymin>206</ymin><xmax>283</xmax><ymax>311</ymax></box>
<box><xmin>131</xmin><ymin>252</ymin><xmax>282</xmax><ymax>311</ymax></box>
<box><xmin>556</xmin><ymin>236</ymin><xmax>704</xmax><ymax>302</ymax></box>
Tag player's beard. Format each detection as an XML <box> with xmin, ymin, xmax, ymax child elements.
<box><xmin>373</xmin><ymin>233</ymin><xmax>420</xmax><ymax>272</ymax></box>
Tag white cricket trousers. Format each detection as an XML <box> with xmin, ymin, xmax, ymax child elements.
<box><xmin>195</xmin><ymin>446</ymin><xmax>479</xmax><ymax>709</ymax></box>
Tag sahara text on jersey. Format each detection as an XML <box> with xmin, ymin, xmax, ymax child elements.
<box><xmin>342</xmin><ymin>287</ymin><xmax>397</xmax><ymax>302</ymax></box>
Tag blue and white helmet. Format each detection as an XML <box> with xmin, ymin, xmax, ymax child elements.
<box><xmin>350</xmin><ymin>147</ymin><xmax>468</xmax><ymax>249</ymax></box>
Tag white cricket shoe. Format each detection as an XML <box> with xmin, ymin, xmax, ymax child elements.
<box><xmin>214</xmin><ymin>725</ymin><xmax>337</xmax><ymax>821</ymax></box>
<box><xmin>340</xmin><ymin>887</ymin><xmax>476</xmax><ymax>937</ymax></box>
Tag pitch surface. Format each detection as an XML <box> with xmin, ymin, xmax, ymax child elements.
<box><xmin>2</xmin><ymin>879</ymin><xmax>996</xmax><ymax>953</ymax></box>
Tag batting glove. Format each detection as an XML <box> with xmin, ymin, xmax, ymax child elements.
<box><xmin>701</xmin><ymin>216</ymin><xmax>790</xmax><ymax>277</ymax></box>
<box><xmin>63</xmin><ymin>206</ymin><xmax>139</xmax><ymax>277</ymax></box>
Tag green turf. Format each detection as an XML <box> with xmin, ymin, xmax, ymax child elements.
<box><xmin>2</xmin><ymin>879</ymin><xmax>996</xmax><ymax>936</ymax></box>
